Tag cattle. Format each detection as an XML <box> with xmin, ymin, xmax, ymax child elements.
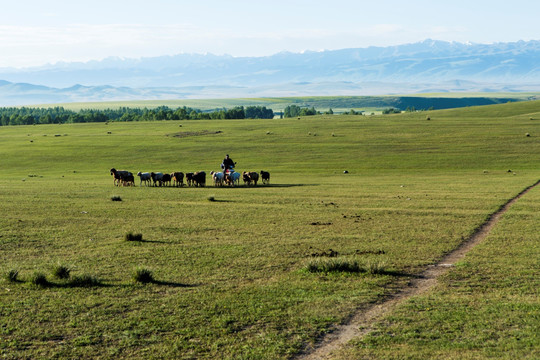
<box><xmin>260</xmin><ymin>170</ymin><xmax>270</xmax><ymax>185</ymax></box>
<box><xmin>249</xmin><ymin>171</ymin><xmax>259</xmax><ymax>186</ymax></box>
<box><xmin>161</xmin><ymin>173</ymin><xmax>172</xmax><ymax>187</ymax></box>
<box><xmin>171</xmin><ymin>172</ymin><xmax>184</xmax><ymax>187</ymax></box>
<box><xmin>242</xmin><ymin>171</ymin><xmax>259</xmax><ymax>186</ymax></box>
<box><xmin>230</xmin><ymin>171</ymin><xmax>241</xmax><ymax>186</ymax></box>
<box><xmin>110</xmin><ymin>168</ymin><xmax>133</xmax><ymax>186</ymax></box>
<box><xmin>137</xmin><ymin>172</ymin><xmax>152</xmax><ymax>186</ymax></box>
<box><xmin>150</xmin><ymin>172</ymin><xmax>164</xmax><ymax>187</ymax></box>
<box><xmin>123</xmin><ymin>173</ymin><xmax>135</xmax><ymax>186</ymax></box>
<box><xmin>210</xmin><ymin>171</ymin><xmax>224</xmax><ymax>187</ymax></box>
<box><xmin>185</xmin><ymin>172</ymin><xmax>195</xmax><ymax>186</ymax></box>
<box><xmin>192</xmin><ymin>171</ymin><xmax>206</xmax><ymax>187</ymax></box>
<box><xmin>242</xmin><ymin>171</ymin><xmax>251</xmax><ymax>186</ymax></box>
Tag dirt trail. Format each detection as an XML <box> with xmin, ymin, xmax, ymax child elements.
<box><xmin>298</xmin><ymin>180</ymin><xmax>540</xmax><ymax>360</ymax></box>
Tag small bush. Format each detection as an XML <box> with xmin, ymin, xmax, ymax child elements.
<box><xmin>306</xmin><ymin>258</ymin><xmax>363</xmax><ymax>273</ymax></box>
<box><xmin>125</xmin><ymin>232</ymin><xmax>143</xmax><ymax>242</ymax></box>
<box><xmin>69</xmin><ymin>274</ymin><xmax>101</xmax><ymax>287</ymax></box>
<box><xmin>111</xmin><ymin>196</ymin><xmax>122</xmax><ymax>202</ymax></box>
<box><xmin>134</xmin><ymin>267</ymin><xmax>154</xmax><ymax>283</ymax></box>
<box><xmin>52</xmin><ymin>264</ymin><xmax>71</xmax><ymax>279</ymax></box>
<box><xmin>30</xmin><ymin>272</ymin><xmax>49</xmax><ymax>287</ymax></box>
<box><xmin>6</xmin><ymin>269</ymin><xmax>19</xmax><ymax>282</ymax></box>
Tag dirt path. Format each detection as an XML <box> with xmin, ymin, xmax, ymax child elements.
<box><xmin>297</xmin><ymin>180</ymin><xmax>540</xmax><ymax>360</ymax></box>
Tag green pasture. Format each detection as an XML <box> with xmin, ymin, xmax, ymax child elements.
<box><xmin>30</xmin><ymin>92</ymin><xmax>539</xmax><ymax>113</ymax></box>
<box><xmin>1</xmin><ymin>100</ymin><xmax>540</xmax><ymax>358</ymax></box>
<box><xmin>337</xmin><ymin>175</ymin><xmax>540</xmax><ymax>360</ymax></box>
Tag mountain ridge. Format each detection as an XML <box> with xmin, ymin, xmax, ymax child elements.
<box><xmin>1</xmin><ymin>39</ymin><xmax>539</xmax><ymax>105</ymax></box>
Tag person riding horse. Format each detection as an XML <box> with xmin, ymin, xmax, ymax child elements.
<box><xmin>221</xmin><ymin>154</ymin><xmax>236</xmax><ymax>175</ymax></box>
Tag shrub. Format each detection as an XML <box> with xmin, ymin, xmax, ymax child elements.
<box><xmin>69</xmin><ymin>274</ymin><xmax>101</xmax><ymax>287</ymax></box>
<box><xmin>6</xmin><ymin>269</ymin><xmax>19</xmax><ymax>282</ymax></box>
<box><xmin>52</xmin><ymin>264</ymin><xmax>71</xmax><ymax>279</ymax></box>
<box><xmin>125</xmin><ymin>232</ymin><xmax>143</xmax><ymax>242</ymax></box>
<box><xmin>30</xmin><ymin>272</ymin><xmax>49</xmax><ymax>287</ymax></box>
<box><xmin>134</xmin><ymin>267</ymin><xmax>154</xmax><ymax>283</ymax></box>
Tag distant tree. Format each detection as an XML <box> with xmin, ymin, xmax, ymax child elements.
<box><xmin>245</xmin><ymin>106</ymin><xmax>274</xmax><ymax>119</ymax></box>
<box><xmin>225</xmin><ymin>106</ymin><xmax>245</xmax><ymax>119</ymax></box>
<box><xmin>382</xmin><ymin>108</ymin><xmax>401</xmax><ymax>114</ymax></box>
<box><xmin>284</xmin><ymin>105</ymin><xmax>301</xmax><ymax>118</ymax></box>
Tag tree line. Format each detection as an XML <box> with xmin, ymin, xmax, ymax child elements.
<box><xmin>0</xmin><ymin>105</ymin><xmax>275</xmax><ymax>126</ymax></box>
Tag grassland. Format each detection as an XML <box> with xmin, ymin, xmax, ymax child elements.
<box><xmin>31</xmin><ymin>92</ymin><xmax>540</xmax><ymax>113</ymax></box>
<box><xmin>336</xmin><ymin>180</ymin><xmax>540</xmax><ymax>359</ymax></box>
<box><xmin>1</xmin><ymin>100</ymin><xmax>540</xmax><ymax>359</ymax></box>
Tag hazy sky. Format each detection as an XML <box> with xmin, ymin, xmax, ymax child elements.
<box><xmin>1</xmin><ymin>0</ymin><xmax>538</xmax><ymax>68</ymax></box>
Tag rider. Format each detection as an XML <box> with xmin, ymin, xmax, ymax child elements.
<box><xmin>221</xmin><ymin>154</ymin><xmax>236</xmax><ymax>176</ymax></box>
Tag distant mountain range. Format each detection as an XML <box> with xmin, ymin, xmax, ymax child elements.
<box><xmin>1</xmin><ymin>39</ymin><xmax>539</xmax><ymax>106</ymax></box>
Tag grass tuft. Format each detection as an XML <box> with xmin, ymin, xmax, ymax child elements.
<box><xmin>69</xmin><ymin>274</ymin><xmax>102</xmax><ymax>287</ymax></box>
<box><xmin>125</xmin><ymin>232</ymin><xmax>143</xmax><ymax>242</ymax></box>
<box><xmin>365</xmin><ymin>260</ymin><xmax>388</xmax><ymax>274</ymax></box>
<box><xmin>52</xmin><ymin>264</ymin><xmax>71</xmax><ymax>279</ymax></box>
<box><xmin>133</xmin><ymin>267</ymin><xmax>154</xmax><ymax>284</ymax></box>
<box><xmin>306</xmin><ymin>258</ymin><xmax>363</xmax><ymax>273</ymax></box>
<box><xmin>30</xmin><ymin>272</ymin><xmax>49</xmax><ymax>287</ymax></box>
<box><xmin>6</xmin><ymin>269</ymin><xmax>19</xmax><ymax>282</ymax></box>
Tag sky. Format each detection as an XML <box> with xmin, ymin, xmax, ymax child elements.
<box><xmin>0</xmin><ymin>0</ymin><xmax>539</xmax><ymax>68</ymax></box>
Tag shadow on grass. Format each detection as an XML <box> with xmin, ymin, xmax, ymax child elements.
<box><xmin>207</xmin><ymin>199</ymin><xmax>234</xmax><ymax>203</ymax></box>
<box><xmin>24</xmin><ymin>279</ymin><xmax>198</xmax><ymax>289</ymax></box>
<box><xmin>377</xmin><ymin>269</ymin><xmax>416</xmax><ymax>277</ymax></box>
<box><xmin>29</xmin><ymin>280</ymin><xmax>111</xmax><ymax>289</ymax></box>
<box><xmin>150</xmin><ymin>280</ymin><xmax>199</xmax><ymax>288</ymax></box>
<box><xmin>129</xmin><ymin>239</ymin><xmax>169</xmax><ymax>244</ymax></box>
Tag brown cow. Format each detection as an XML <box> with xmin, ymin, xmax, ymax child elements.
<box><xmin>171</xmin><ymin>172</ymin><xmax>184</xmax><ymax>187</ymax></box>
<box><xmin>260</xmin><ymin>170</ymin><xmax>270</xmax><ymax>185</ymax></box>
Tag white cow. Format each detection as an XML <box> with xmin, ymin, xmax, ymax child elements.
<box><xmin>229</xmin><ymin>171</ymin><xmax>241</xmax><ymax>186</ymax></box>
<box><xmin>210</xmin><ymin>171</ymin><xmax>224</xmax><ymax>187</ymax></box>
<box><xmin>150</xmin><ymin>172</ymin><xmax>164</xmax><ymax>187</ymax></box>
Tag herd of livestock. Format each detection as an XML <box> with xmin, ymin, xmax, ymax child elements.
<box><xmin>110</xmin><ymin>168</ymin><xmax>270</xmax><ymax>187</ymax></box>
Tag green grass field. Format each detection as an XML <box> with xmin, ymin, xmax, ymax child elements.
<box><xmin>1</xmin><ymin>100</ymin><xmax>540</xmax><ymax>359</ymax></box>
<box><xmin>31</xmin><ymin>92</ymin><xmax>539</xmax><ymax>113</ymax></box>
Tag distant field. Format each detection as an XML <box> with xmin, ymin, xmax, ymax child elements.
<box><xmin>1</xmin><ymin>100</ymin><xmax>539</xmax><ymax>359</ymax></box>
<box><xmin>29</xmin><ymin>93</ymin><xmax>540</xmax><ymax>114</ymax></box>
